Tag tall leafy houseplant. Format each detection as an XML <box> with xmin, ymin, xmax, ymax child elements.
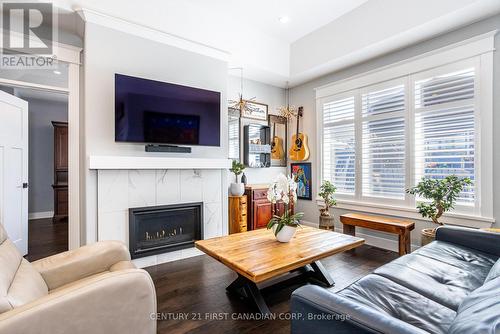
<box><xmin>229</xmin><ymin>160</ymin><xmax>246</xmax><ymax>196</ymax></box>
<box><xmin>318</xmin><ymin>180</ymin><xmax>337</xmax><ymax>230</ymax></box>
<box><xmin>318</xmin><ymin>181</ymin><xmax>337</xmax><ymax>217</ymax></box>
<box><xmin>266</xmin><ymin>174</ymin><xmax>304</xmax><ymax>242</ymax></box>
<box><xmin>406</xmin><ymin>175</ymin><xmax>472</xmax><ymax>244</ymax></box>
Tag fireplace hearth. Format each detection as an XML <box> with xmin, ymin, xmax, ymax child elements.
<box><xmin>129</xmin><ymin>203</ymin><xmax>203</xmax><ymax>259</ymax></box>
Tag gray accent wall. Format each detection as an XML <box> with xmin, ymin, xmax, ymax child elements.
<box><xmin>27</xmin><ymin>98</ymin><xmax>68</xmax><ymax>214</ymax></box>
<box><xmin>290</xmin><ymin>15</ymin><xmax>500</xmax><ymax>247</ymax></box>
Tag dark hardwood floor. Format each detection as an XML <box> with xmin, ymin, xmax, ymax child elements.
<box><xmin>145</xmin><ymin>244</ymin><xmax>398</xmax><ymax>334</ymax></box>
<box><xmin>26</xmin><ymin>218</ymin><xmax>68</xmax><ymax>261</ymax></box>
<box><xmin>24</xmin><ymin>221</ymin><xmax>397</xmax><ymax>333</ymax></box>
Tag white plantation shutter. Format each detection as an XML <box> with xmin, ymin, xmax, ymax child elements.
<box><xmin>319</xmin><ymin>55</ymin><xmax>488</xmax><ymax>217</ymax></box>
<box><xmin>322</xmin><ymin>96</ymin><xmax>356</xmax><ymax>194</ymax></box>
<box><xmin>362</xmin><ymin>84</ymin><xmax>406</xmax><ymax>199</ymax></box>
<box><xmin>414</xmin><ymin>68</ymin><xmax>476</xmax><ymax>205</ymax></box>
<box><xmin>228</xmin><ymin>110</ymin><xmax>240</xmax><ymax>160</ymax></box>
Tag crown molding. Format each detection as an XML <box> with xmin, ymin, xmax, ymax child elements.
<box><xmin>76</xmin><ymin>8</ymin><xmax>230</xmax><ymax>62</ymax></box>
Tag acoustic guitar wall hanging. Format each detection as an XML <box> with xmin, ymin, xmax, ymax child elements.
<box><xmin>271</xmin><ymin>122</ymin><xmax>285</xmax><ymax>161</ymax></box>
<box><xmin>289</xmin><ymin>106</ymin><xmax>310</xmax><ymax>161</ymax></box>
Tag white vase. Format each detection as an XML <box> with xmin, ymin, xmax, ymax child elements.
<box><xmin>272</xmin><ymin>225</ymin><xmax>297</xmax><ymax>242</ymax></box>
<box><xmin>230</xmin><ymin>183</ymin><xmax>245</xmax><ymax>196</ymax></box>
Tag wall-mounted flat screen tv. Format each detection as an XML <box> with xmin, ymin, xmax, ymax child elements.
<box><xmin>115</xmin><ymin>74</ymin><xmax>221</xmax><ymax>146</ymax></box>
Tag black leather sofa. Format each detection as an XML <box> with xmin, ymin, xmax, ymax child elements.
<box><xmin>290</xmin><ymin>226</ymin><xmax>500</xmax><ymax>334</ymax></box>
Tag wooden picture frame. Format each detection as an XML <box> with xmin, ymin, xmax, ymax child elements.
<box><xmin>291</xmin><ymin>162</ymin><xmax>312</xmax><ymax>200</ymax></box>
<box><xmin>241</xmin><ymin>101</ymin><xmax>268</xmax><ymax>121</ymax></box>
<box><xmin>268</xmin><ymin>115</ymin><xmax>287</xmax><ymax>167</ymax></box>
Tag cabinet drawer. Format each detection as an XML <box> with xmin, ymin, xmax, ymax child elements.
<box><xmin>253</xmin><ymin>189</ymin><xmax>268</xmax><ymax>200</ymax></box>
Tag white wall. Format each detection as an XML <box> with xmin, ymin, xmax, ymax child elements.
<box><xmin>290</xmin><ymin>0</ymin><xmax>500</xmax><ymax>85</ymax></box>
<box><xmin>290</xmin><ymin>15</ymin><xmax>500</xmax><ymax>249</ymax></box>
<box><xmin>82</xmin><ymin>22</ymin><xmax>229</xmax><ymax>243</ymax></box>
<box><xmin>227</xmin><ymin>75</ymin><xmax>287</xmax><ymax>184</ymax></box>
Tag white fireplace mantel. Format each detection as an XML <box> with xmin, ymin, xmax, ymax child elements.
<box><xmin>89</xmin><ymin>155</ymin><xmax>232</xmax><ymax>170</ymax></box>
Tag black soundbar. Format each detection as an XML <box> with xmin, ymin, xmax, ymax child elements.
<box><xmin>145</xmin><ymin>144</ymin><xmax>192</xmax><ymax>153</ymax></box>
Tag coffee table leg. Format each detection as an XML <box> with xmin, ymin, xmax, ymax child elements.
<box><xmin>226</xmin><ymin>275</ymin><xmax>272</xmax><ymax>315</ymax></box>
<box><xmin>226</xmin><ymin>275</ymin><xmax>247</xmax><ymax>294</ymax></box>
<box><xmin>243</xmin><ymin>281</ymin><xmax>272</xmax><ymax>315</ymax></box>
<box><xmin>310</xmin><ymin>261</ymin><xmax>335</xmax><ymax>287</ymax></box>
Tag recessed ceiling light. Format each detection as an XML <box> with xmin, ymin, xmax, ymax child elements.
<box><xmin>53</xmin><ymin>70</ymin><xmax>61</xmax><ymax>75</ymax></box>
<box><xmin>278</xmin><ymin>16</ymin><xmax>290</xmax><ymax>24</ymax></box>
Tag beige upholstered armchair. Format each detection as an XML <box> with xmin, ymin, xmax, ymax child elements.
<box><xmin>0</xmin><ymin>224</ymin><xmax>157</xmax><ymax>334</ymax></box>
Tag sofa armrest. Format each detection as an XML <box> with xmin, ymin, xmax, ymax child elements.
<box><xmin>435</xmin><ymin>226</ymin><xmax>500</xmax><ymax>256</ymax></box>
<box><xmin>0</xmin><ymin>269</ymin><xmax>156</xmax><ymax>334</ymax></box>
<box><xmin>291</xmin><ymin>285</ymin><xmax>427</xmax><ymax>334</ymax></box>
<box><xmin>32</xmin><ymin>240</ymin><xmax>132</xmax><ymax>290</ymax></box>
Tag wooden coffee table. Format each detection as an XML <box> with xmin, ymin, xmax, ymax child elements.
<box><xmin>195</xmin><ymin>226</ymin><xmax>364</xmax><ymax>314</ymax></box>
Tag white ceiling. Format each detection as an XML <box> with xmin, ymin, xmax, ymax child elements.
<box><xmin>15</xmin><ymin>87</ymin><xmax>68</xmax><ymax>103</ymax></box>
<box><xmin>51</xmin><ymin>0</ymin><xmax>500</xmax><ymax>87</ymax></box>
<box><xmin>54</xmin><ymin>0</ymin><xmax>369</xmax><ymax>43</ymax></box>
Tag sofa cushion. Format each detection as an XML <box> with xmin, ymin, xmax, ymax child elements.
<box><xmin>448</xmin><ymin>277</ymin><xmax>500</xmax><ymax>334</ymax></box>
<box><xmin>413</xmin><ymin>241</ymin><xmax>497</xmax><ymax>280</ymax></box>
<box><xmin>338</xmin><ymin>274</ymin><xmax>456</xmax><ymax>334</ymax></box>
<box><xmin>484</xmin><ymin>258</ymin><xmax>500</xmax><ymax>283</ymax></box>
<box><xmin>374</xmin><ymin>253</ymin><xmax>483</xmax><ymax>310</ymax></box>
<box><xmin>0</xmin><ymin>225</ymin><xmax>48</xmax><ymax>314</ymax></box>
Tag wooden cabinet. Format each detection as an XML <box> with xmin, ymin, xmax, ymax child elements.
<box><xmin>52</xmin><ymin>121</ymin><xmax>68</xmax><ymax>222</ymax></box>
<box><xmin>245</xmin><ymin>184</ymin><xmax>292</xmax><ymax>230</ymax></box>
<box><xmin>254</xmin><ymin>200</ymin><xmax>272</xmax><ymax>229</ymax></box>
<box><xmin>229</xmin><ymin>195</ymin><xmax>247</xmax><ymax>234</ymax></box>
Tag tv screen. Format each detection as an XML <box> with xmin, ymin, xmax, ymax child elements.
<box><xmin>115</xmin><ymin>74</ymin><xmax>221</xmax><ymax>146</ymax></box>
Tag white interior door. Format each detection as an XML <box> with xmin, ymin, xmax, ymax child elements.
<box><xmin>0</xmin><ymin>91</ymin><xmax>28</xmax><ymax>255</ymax></box>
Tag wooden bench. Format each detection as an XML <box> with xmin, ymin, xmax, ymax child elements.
<box><xmin>340</xmin><ymin>213</ymin><xmax>415</xmax><ymax>256</ymax></box>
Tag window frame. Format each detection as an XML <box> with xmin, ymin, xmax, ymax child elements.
<box><xmin>315</xmin><ymin>31</ymin><xmax>495</xmax><ymax>226</ymax></box>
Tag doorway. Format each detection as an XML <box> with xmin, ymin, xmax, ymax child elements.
<box><xmin>0</xmin><ymin>84</ymin><xmax>69</xmax><ymax>260</ymax></box>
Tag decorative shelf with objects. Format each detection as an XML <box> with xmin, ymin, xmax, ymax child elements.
<box><xmin>243</xmin><ymin>124</ymin><xmax>271</xmax><ymax>168</ymax></box>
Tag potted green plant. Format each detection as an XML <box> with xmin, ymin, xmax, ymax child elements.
<box><xmin>406</xmin><ymin>175</ymin><xmax>472</xmax><ymax>245</ymax></box>
<box><xmin>229</xmin><ymin>160</ymin><xmax>246</xmax><ymax>196</ymax></box>
<box><xmin>318</xmin><ymin>181</ymin><xmax>337</xmax><ymax>230</ymax></box>
<box><xmin>266</xmin><ymin>174</ymin><xmax>304</xmax><ymax>242</ymax></box>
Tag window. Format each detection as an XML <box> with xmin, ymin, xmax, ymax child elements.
<box><xmin>322</xmin><ymin>95</ymin><xmax>356</xmax><ymax>194</ymax></box>
<box><xmin>361</xmin><ymin>83</ymin><xmax>406</xmax><ymax>200</ymax></box>
<box><xmin>414</xmin><ymin>68</ymin><xmax>476</xmax><ymax>206</ymax></box>
<box><xmin>228</xmin><ymin>108</ymin><xmax>240</xmax><ymax>160</ymax></box>
<box><xmin>319</xmin><ymin>52</ymin><xmax>493</xmax><ymax>220</ymax></box>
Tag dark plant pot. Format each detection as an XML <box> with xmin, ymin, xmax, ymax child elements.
<box><xmin>421</xmin><ymin>228</ymin><xmax>436</xmax><ymax>246</ymax></box>
<box><xmin>319</xmin><ymin>215</ymin><xmax>335</xmax><ymax>231</ymax></box>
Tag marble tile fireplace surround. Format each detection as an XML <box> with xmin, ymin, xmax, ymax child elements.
<box><xmin>92</xmin><ymin>156</ymin><xmax>231</xmax><ymax>268</ymax></box>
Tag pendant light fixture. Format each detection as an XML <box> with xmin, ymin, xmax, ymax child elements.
<box><xmin>278</xmin><ymin>81</ymin><xmax>297</xmax><ymax>121</ymax></box>
<box><xmin>228</xmin><ymin>67</ymin><xmax>260</xmax><ymax>114</ymax></box>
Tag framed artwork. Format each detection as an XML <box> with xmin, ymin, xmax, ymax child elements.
<box><xmin>291</xmin><ymin>162</ymin><xmax>312</xmax><ymax>200</ymax></box>
<box><xmin>241</xmin><ymin>101</ymin><xmax>268</xmax><ymax>121</ymax></box>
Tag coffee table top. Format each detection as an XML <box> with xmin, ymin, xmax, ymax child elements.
<box><xmin>195</xmin><ymin>226</ymin><xmax>364</xmax><ymax>283</ymax></box>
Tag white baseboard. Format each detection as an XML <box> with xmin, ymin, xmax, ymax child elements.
<box><xmin>29</xmin><ymin>211</ymin><xmax>54</xmax><ymax>220</ymax></box>
<box><xmin>300</xmin><ymin>220</ymin><xmax>419</xmax><ymax>253</ymax></box>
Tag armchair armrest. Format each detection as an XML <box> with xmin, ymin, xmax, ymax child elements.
<box><xmin>435</xmin><ymin>226</ymin><xmax>500</xmax><ymax>256</ymax></box>
<box><xmin>291</xmin><ymin>285</ymin><xmax>427</xmax><ymax>334</ymax></box>
<box><xmin>32</xmin><ymin>240</ymin><xmax>132</xmax><ymax>290</ymax></box>
<box><xmin>0</xmin><ymin>269</ymin><xmax>156</xmax><ymax>334</ymax></box>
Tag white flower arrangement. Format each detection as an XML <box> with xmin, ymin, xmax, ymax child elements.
<box><xmin>266</xmin><ymin>173</ymin><xmax>304</xmax><ymax>237</ymax></box>
<box><xmin>267</xmin><ymin>174</ymin><xmax>298</xmax><ymax>205</ymax></box>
